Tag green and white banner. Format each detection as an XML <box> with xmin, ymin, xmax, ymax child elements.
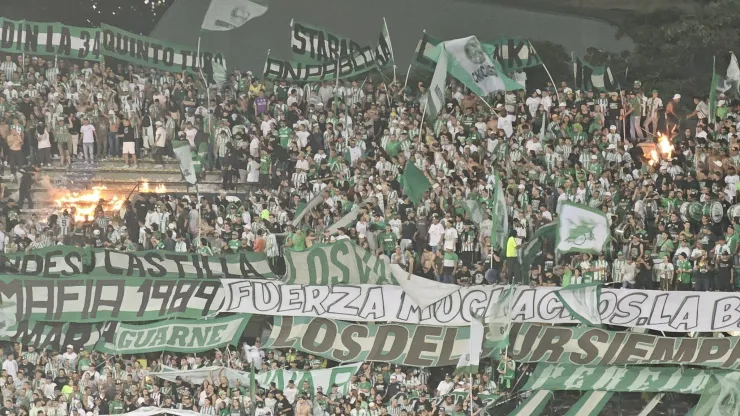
<box><xmin>283</xmin><ymin>240</ymin><xmax>397</xmax><ymax>285</ymax></box>
<box><xmin>7</xmin><ymin>316</ymin><xmax>248</xmax><ymax>353</ymax></box>
<box><xmin>266</xmin><ymin>23</ymin><xmax>391</xmax><ymax>82</ymax></box>
<box><xmin>290</xmin><ymin>21</ymin><xmax>362</xmax><ymax>63</ymax></box>
<box><xmin>485</xmin><ymin>36</ymin><xmax>541</xmax><ymax>70</ymax></box>
<box><xmin>694</xmin><ymin>375</ymin><xmax>740</xmax><ymax>416</ymax></box>
<box><xmin>508</xmin><ymin>391</ymin><xmax>552</xmax><ymax>416</ymax></box>
<box><xmin>0</xmin><ymin>18</ymin><xmax>103</xmax><ymax>61</ymax></box>
<box><xmin>150</xmin><ymin>363</ymin><xmax>362</xmax><ymax>396</ymax></box>
<box><xmin>2</xmin><ymin>246</ymin><xmax>274</xmax><ymax>279</ymax></box>
<box><xmin>509</xmin><ymin>323</ymin><xmax>740</xmax><ymax>369</ymax></box>
<box><xmin>572</xmin><ymin>55</ymin><xmax>618</xmax><ymax>91</ymax></box>
<box><xmin>564</xmin><ymin>391</ymin><xmax>613</xmax><ymax>416</ymax></box>
<box><xmin>524</xmin><ymin>364</ymin><xmax>740</xmax><ymax>394</ymax></box>
<box><xmin>96</xmin><ymin>315</ymin><xmax>249</xmax><ymax>354</ymax></box>
<box><xmin>264</xmin><ymin>46</ymin><xmax>376</xmax><ymax>82</ymax></box>
<box><xmin>99</xmin><ymin>24</ymin><xmax>225</xmax><ymax>75</ymax></box>
<box><xmin>254</xmin><ymin>363</ymin><xmax>362</xmax><ymax>395</ymax></box>
<box><xmin>556</xmin><ymin>202</ymin><xmax>610</xmax><ymax>254</ymax></box>
<box><xmin>0</xmin><ymin>277</ymin><xmax>222</xmax><ymax>324</ymax></box>
<box><xmin>261</xmin><ymin>316</ymin><xmax>491</xmax><ymax>367</ymax></box>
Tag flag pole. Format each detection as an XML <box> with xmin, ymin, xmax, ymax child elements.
<box><xmin>528</xmin><ymin>42</ymin><xmax>559</xmax><ymax>102</ymax></box>
<box><xmin>196</xmin><ymin>33</ymin><xmax>211</xmax><ymax>114</ymax></box>
<box><xmin>382</xmin><ymin>17</ymin><xmax>397</xmax><ymax>84</ymax></box>
<box><xmin>402</xmin><ymin>63</ymin><xmax>412</xmax><ymax>90</ymax></box>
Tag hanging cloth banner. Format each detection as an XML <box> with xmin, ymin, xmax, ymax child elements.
<box><xmin>0</xmin><ymin>277</ymin><xmax>222</xmax><ymax>325</ymax></box>
<box><xmin>261</xmin><ymin>316</ymin><xmax>493</xmax><ymax>367</ymax></box>
<box><xmin>6</xmin><ymin>315</ymin><xmax>249</xmax><ymax>353</ymax></box>
<box><xmin>1</xmin><ymin>246</ymin><xmax>275</xmax><ymax>279</ymax></box>
<box><xmin>0</xmin><ymin>18</ymin><xmax>103</xmax><ymax>61</ymax></box>
<box><xmin>99</xmin><ymin>24</ymin><xmax>225</xmax><ymax>75</ymax></box>
<box><xmin>509</xmin><ymin>323</ymin><xmax>740</xmax><ymax>369</ymax></box>
<box><xmin>290</xmin><ymin>21</ymin><xmax>363</xmax><ymax>63</ymax></box>
<box><xmin>283</xmin><ymin>240</ymin><xmax>397</xmax><ymax>285</ymax></box>
<box><xmin>523</xmin><ymin>364</ymin><xmax>740</xmax><ymax>394</ymax></box>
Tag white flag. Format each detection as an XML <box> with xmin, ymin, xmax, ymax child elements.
<box><xmin>201</xmin><ymin>0</ymin><xmax>269</xmax><ymax>31</ymax></box>
<box><xmin>727</xmin><ymin>52</ymin><xmax>740</xmax><ymax>95</ymax></box>
<box><xmin>427</xmin><ymin>44</ymin><xmax>448</xmax><ymax>119</ymax></box>
<box><xmin>438</xmin><ymin>36</ymin><xmax>505</xmax><ymax>96</ymax></box>
<box><xmin>554</xmin><ymin>283</ymin><xmax>603</xmax><ymax>325</ymax></box>
<box><xmin>172</xmin><ymin>140</ymin><xmax>197</xmax><ymax>185</ymax></box>
<box><xmin>454</xmin><ymin>319</ymin><xmax>483</xmax><ymax>375</ymax></box>
<box><xmin>556</xmin><ymin>203</ymin><xmax>609</xmax><ymax>254</ymax></box>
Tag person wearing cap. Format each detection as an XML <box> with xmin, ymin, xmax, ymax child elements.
<box><xmin>665</xmin><ymin>93</ymin><xmax>681</xmax><ymax>133</ymax></box>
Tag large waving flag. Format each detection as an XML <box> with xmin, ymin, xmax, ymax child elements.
<box><xmin>172</xmin><ymin>140</ymin><xmax>198</xmax><ymax>185</ymax></box>
<box><xmin>425</xmin><ymin>36</ymin><xmax>507</xmax><ymax>96</ymax></box>
<box><xmin>201</xmin><ymin>0</ymin><xmax>269</xmax><ymax>31</ymax></box>
<box><xmin>556</xmin><ymin>202</ymin><xmax>610</xmax><ymax>254</ymax></box>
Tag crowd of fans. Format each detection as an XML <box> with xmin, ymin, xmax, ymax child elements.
<box><xmin>1</xmin><ymin>53</ymin><xmax>739</xmax><ymax>291</ymax></box>
<box><xmin>0</xmin><ymin>48</ymin><xmax>727</xmax><ymax>415</ymax></box>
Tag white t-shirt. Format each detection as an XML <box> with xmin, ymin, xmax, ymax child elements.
<box><xmin>80</xmin><ymin>124</ymin><xmax>96</xmax><ymax>143</ymax></box>
<box><xmin>428</xmin><ymin>223</ymin><xmax>444</xmax><ymax>247</ymax></box>
<box><xmin>443</xmin><ymin>227</ymin><xmax>458</xmax><ymax>251</ymax></box>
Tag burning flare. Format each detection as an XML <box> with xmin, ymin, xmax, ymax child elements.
<box><xmin>54</xmin><ymin>182</ymin><xmax>167</xmax><ymax>221</ymax></box>
<box><xmin>140</xmin><ymin>181</ymin><xmax>167</xmax><ymax>194</ymax></box>
<box><xmin>55</xmin><ymin>186</ymin><xmax>123</xmax><ymax>222</ymax></box>
<box><xmin>649</xmin><ymin>133</ymin><xmax>674</xmax><ymax>166</ymax></box>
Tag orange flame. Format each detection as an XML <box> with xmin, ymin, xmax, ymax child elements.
<box><xmin>55</xmin><ymin>186</ymin><xmax>124</xmax><ymax>222</ymax></box>
<box><xmin>140</xmin><ymin>181</ymin><xmax>168</xmax><ymax>194</ymax></box>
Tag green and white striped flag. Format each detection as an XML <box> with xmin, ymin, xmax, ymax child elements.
<box><xmin>486</xmin><ymin>285</ymin><xmax>515</xmax><ymax>352</ymax></box>
<box><xmin>556</xmin><ymin>202</ymin><xmax>609</xmax><ymax>254</ymax></box>
<box><xmin>507</xmin><ymin>391</ymin><xmax>553</xmax><ymax>416</ymax></box>
<box><xmin>426</xmin><ymin>43</ymin><xmax>448</xmax><ymax>120</ymax></box>
<box><xmin>554</xmin><ymin>283</ymin><xmax>603</xmax><ymax>325</ymax></box>
<box><xmin>454</xmin><ymin>318</ymin><xmax>483</xmax><ymax>375</ymax></box>
<box><xmin>694</xmin><ymin>375</ymin><xmax>740</xmax><ymax>416</ymax></box>
<box><xmin>564</xmin><ymin>391</ymin><xmax>613</xmax><ymax>416</ymax></box>
<box><xmin>172</xmin><ymin>140</ymin><xmax>198</xmax><ymax>185</ymax></box>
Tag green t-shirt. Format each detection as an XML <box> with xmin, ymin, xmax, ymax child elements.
<box><xmin>378</xmin><ymin>232</ymin><xmax>396</xmax><ymax>253</ymax></box>
<box><xmin>110</xmin><ymin>400</ymin><xmax>125</xmax><ymax>414</ymax></box>
<box><xmin>385</xmin><ymin>140</ymin><xmax>401</xmax><ymax>158</ymax></box>
<box><xmin>677</xmin><ymin>259</ymin><xmax>693</xmax><ymax>284</ymax></box>
<box><xmin>278</xmin><ymin>127</ymin><xmax>292</xmax><ymax>148</ymax></box>
<box><xmin>443</xmin><ymin>251</ymin><xmax>459</xmax><ymax>267</ymax></box>
<box><xmin>291</xmin><ymin>232</ymin><xmax>307</xmax><ymax>251</ymax></box>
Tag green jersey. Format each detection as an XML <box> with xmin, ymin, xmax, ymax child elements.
<box><xmin>677</xmin><ymin>259</ymin><xmax>692</xmax><ymax>284</ymax></box>
<box><xmin>377</xmin><ymin>232</ymin><xmax>396</xmax><ymax>254</ymax></box>
<box><xmin>278</xmin><ymin>127</ymin><xmax>292</xmax><ymax>148</ymax></box>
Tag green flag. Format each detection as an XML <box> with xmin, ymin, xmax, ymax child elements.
<box><xmin>710</xmin><ymin>56</ymin><xmax>719</xmax><ymax>122</ymax></box>
<box><xmin>172</xmin><ymin>140</ymin><xmax>197</xmax><ymax>185</ymax></box>
<box><xmin>520</xmin><ymin>222</ymin><xmax>558</xmax><ymax>284</ymax></box>
<box><xmin>401</xmin><ymin>161</ymin><xmax>431</xmax><ymax>205</ymax></box>
<box><xmin>694</xmin><ymin>375</ymin><xmax>740</xmax><ymax>416</ymax></box>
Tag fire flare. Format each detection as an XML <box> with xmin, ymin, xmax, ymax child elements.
<box><xmin>54</xmin><ymin>182</ymin><xmax>167</xmax><ymax>221</ymax></box>
<box><xmin>648</xmin><ymin>133</ymin><xmax>674</xmax><ymax>166</ymax></box>
<box><xmin>55</xmin><ymin>186</ymin><xmax>124</xmax><ymax>222</ymax></box>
